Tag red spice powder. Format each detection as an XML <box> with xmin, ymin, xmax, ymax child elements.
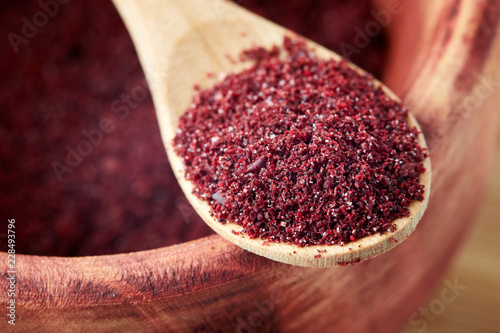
<box><xmin>174</xmin><ymin>37</ymin><xmax>427</xmax><ymax>246</ymax></box>
<box><xmin>0</xmin><ymin>0</ymin><xmax>387</xmax><ymax>256</ymax></box>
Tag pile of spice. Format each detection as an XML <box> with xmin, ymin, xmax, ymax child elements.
<box><xmin>174</xmin><ymin>37</ymin><xmax>427</xmax><ymax>246</ymax></box>
<box><xmin>1</xmin><ymin>0</ymin><xmax>387</xmax><ymax>256</ymax></box>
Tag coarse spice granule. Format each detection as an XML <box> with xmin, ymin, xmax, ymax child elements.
<box><xmin>174</xmin><ymin>37</ymin><xmax>427</xmax><ymax>246</ymax></box>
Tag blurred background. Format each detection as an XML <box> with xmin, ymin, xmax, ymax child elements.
<box><xmin>0</xmin><ymin>0</ymin><xmax>498</xmax><ymax>331</ymax></box>
<box><xmin>403</xmin><ymin>141</ymin><xmax>500</xmax><ymax>332</ymax></box>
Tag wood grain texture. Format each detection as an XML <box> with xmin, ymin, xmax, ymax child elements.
<box><xmin>404</xmin><ymin>132</ymin><xmax>500</xmax><ymax>333</ymax></box>
<box><xmin>1</xmin><ymin>0</ymin><xmax>500</xmax><ymax>332</ymax></box>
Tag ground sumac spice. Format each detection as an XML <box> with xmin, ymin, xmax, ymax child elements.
<box><xmin>174</xmin><ymin>37</ymin><xmax>427</xmax><ymax>246</ymax></box>
<box><xmin>0</xmin><ymin>0</ymin><xmax>387</xmax><ymax>256</ymax></box>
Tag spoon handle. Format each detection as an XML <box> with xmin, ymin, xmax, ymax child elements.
<box><xmin>112</xmin><ymin>0</ymin><xmax>261</xmax><ymax>128</ymax></box>
<box><xmin>113</xmin><ymin>0</ymin><xmax>232</xmax><ymax>88</ymax></box>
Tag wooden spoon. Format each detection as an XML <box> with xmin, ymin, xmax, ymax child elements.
<box><xmin>112</xmin><ymin>0</ymin><xmax>431</xmax><ymax>267</ymax></box>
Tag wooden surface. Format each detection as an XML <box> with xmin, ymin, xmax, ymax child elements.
<box><xmin>404</xmin><ymin>133</ymin><xmax>500</xmax><ymax>333</ymax></box>
<box><xmin>112</xmin><ymin>0</ymin><xmax>431</xmax><ymax>267</ymax></box>
<box><xmin>1</xmin><ymin>0</ymin><xmax>499</xmax><ymax>332</ymax></box>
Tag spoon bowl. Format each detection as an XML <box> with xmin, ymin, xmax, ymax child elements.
<box><xmin>113</xmin><ymin>0</ymin><xmax>431</xmax><ymax>267</ymax></box>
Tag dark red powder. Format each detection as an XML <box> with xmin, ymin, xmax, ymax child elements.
<box><xmin>1</xmin><ymin>0</ymin><xmax>388</xmax><ymax>256</ymax></box>
<box><xmin>174</xmin><ymin>37</ymin><xmax>426</xmax><ymax>246</ymax></box>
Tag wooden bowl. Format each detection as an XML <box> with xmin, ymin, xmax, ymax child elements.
<box><xmin>2</xmin><ymin>0</ymin><xmax>500</xmax><ymax>331</ymax></box>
